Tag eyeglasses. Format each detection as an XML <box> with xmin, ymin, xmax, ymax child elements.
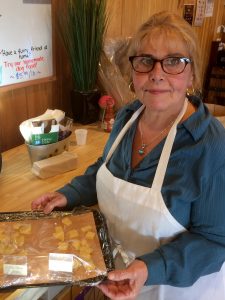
<box><xmin>129</xmin><ymin>55</ymin><xmax>192</xmax><ymax>75</ymax></box>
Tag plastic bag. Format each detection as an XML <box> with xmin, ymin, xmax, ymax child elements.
<box><xmin>0</xmin><ymin>207</ymin><xmax>114</xmax><ymax>289</ymax></box>
<box><xmin>98</xmin><ymin>37</ymin><xmax>136</xmax><ymax>110</ymax></box>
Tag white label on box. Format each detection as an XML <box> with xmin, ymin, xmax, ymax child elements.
<box><xmin>49</xmin><ymin>253</ymin><xmax>73</xmax><ymax>273</ymax></box>
<box><xmin>3</xmin><ymin>263</ymin><xmax>27</xmax><ymax>276</ymax></box>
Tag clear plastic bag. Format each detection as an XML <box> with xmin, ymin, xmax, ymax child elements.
<box><xmin>0</xmin><ymin>207</ymin><xmax>114</xmax><ymax>289</ymax></box>
<box><xmin>98</xmin><ymin>37</ymin><xmax>136</xmax><ymax>110</ymax></box>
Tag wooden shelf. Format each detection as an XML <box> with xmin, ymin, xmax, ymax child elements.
<box><xmin>203</xmin><ymin>42</ymin><xmax>225</xmax><ymax>105</ymax></box>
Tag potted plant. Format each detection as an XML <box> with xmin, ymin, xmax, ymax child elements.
<box><xmin>58</xmin><ymin>0</ymin><xmax>108</xmax><ymax>124</ymax></box>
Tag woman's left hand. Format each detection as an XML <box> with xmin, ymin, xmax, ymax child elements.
<box><xmin>98</xmin><ymin>259</ymin><xmax>148</xmax><ymax>300</ymax></box>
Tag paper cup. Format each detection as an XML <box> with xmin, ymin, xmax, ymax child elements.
<box><xmin>75</xmin><ymin>129</ymin><xmax>88</xmax><ymax>145</ymax></box>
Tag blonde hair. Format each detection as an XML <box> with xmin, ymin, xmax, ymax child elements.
<box><xmin>129</xmin><ymin>11</ymin><xmax>201</xmax><ymax>91</ymax></box>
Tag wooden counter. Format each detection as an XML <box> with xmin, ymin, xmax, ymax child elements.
<box><xmin>0</xmin><ymin>123</ymin><xmax>109</xmax><ymax>212</ymax></box>
<box><xmin>0</xmin><ymin>123</ymin><xmax>109</xmax><ymax>299</ymax></box>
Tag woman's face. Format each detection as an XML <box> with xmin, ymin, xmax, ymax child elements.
<box><xmin>132</xmin><ymin>33</ymin><xmax>193</xmax><ymax>113</ymax></box>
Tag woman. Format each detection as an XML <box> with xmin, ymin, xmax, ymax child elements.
<box><xmin>32</xmin><ymin>12</ymin><xmax>225</xmax><ymax>300</ymax></box>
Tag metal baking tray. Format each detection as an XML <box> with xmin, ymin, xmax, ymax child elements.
<box><xmin>0</xmin><ymin>206</ymin><xmax>114</xmax><ymax>289</ymax></box>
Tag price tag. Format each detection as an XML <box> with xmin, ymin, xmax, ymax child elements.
<box><xmin>49</xmin><ymin>253</ymin><xmax>73</xmax><ymax>273</ymax></box>
<box><xmin>3</xmin><ymin>256</ymin><xmax>27</xmax><ymax>276</ymax></box>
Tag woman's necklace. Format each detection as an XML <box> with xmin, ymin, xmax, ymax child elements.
<box><xmin>138</xmin><ymin>118</ymin><xmax>176</xmax><ymax>155</ymax></box>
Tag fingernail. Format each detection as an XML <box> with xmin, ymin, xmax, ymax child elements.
<box><xmin>108</xmin><ymin>273</ymin><xmax>114</xmax><ymax>280</ymax></box>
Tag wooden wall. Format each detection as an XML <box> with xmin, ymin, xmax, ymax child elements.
<box><xmin>0</xmin><ymin>0</ymin><xmax>224</xmax><ymax>151</ymax></box>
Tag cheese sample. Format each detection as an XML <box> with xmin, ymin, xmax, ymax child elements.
<box><xmin>0</xmin><ymin>212</ymin><xmax>108</xmax><ymax>288</ymax></box>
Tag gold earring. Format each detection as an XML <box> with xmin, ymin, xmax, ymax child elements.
<box><xmin>186</xmin><ymin>86</ymin><xmax>195</xmax><ymax>96</ymax></box>
<box><xmin>129</xmin><ymin>81</ymin><xmax>135</xmax><ymax>92</ymax></box>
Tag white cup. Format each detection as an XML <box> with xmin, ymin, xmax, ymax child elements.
<box><xmin>75</xmin><ymin>129</ymin><xmax>88</xmax><ymax>145</ymax></box>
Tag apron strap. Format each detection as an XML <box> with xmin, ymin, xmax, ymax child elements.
<box><xmin>105</xmin><ymin>104</ymin><xmax>145</xmax><ymax>163</ymax></box>
<box><xmin>105</xmin><ymin>99</ymin><xmax>188</xmax><ymax>191</ymax></box>
<box><xmin>151</xmin><ymin>99</ymin><xmax>188</xmax><ymax>190</ymax></box>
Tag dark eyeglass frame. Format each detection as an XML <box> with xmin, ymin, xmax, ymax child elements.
<box><xmin>129</xmin><ymin>55</ymin><xmax>192</xmax><ymax>75</ymax></box>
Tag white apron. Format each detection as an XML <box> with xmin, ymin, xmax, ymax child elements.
<box><xmin>96</xmin><ymin>99</ymin><xmax>225</xmax><ymax>300</ymax></box>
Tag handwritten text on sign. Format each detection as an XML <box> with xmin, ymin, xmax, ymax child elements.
<box><xmin>0</xmin><ymin>0</ymin><xmax>52</xmax><ymax>87</ymax></box>
<box><xmin>0</xmin><ymin>45</ymin><xmax>49</xmax><ymax>83</ymax></box>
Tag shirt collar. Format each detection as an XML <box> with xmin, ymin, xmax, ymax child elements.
<box><xmin>180</xmin><ymin>97</ymin><xmax>212</xmax><ymax>142</ymax></box>
<box><xmin>125</xmin><ymin>96</ymin><xmax>212</xmax><ymax>142</ymax></box>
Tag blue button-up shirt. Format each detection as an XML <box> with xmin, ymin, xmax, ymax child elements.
<box><xmin>58</xmin><ymin>97</ymin><xmax>225</xmax><ymax>287</ymax></box>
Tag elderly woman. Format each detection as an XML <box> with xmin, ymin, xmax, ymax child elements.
<box><xmin>32</xmin><ymin>11</ymin><xmax>225</xmax><ymax>300</ymax></box>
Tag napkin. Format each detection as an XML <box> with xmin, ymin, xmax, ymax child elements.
<box><xmin>20</xmin><ymin>109</ymin><xmax>65</xmax><ymax>144</ymax></box>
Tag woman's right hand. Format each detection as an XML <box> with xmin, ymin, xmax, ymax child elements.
<box><xmin>31</xmin><ymin>192</ymin><xmax>67</xmax><ymax>214</ymax></box>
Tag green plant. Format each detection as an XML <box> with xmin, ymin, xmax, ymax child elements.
<box><xmin>58</xmin><ymin>0</ymin><xmax>108</xmax><ymax>92</ymax></box>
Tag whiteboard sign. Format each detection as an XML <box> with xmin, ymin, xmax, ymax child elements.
<box><xmin>0</xmin><ymin>0</ymin><xmax>53</xmax><ymax>87</ymax></box>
